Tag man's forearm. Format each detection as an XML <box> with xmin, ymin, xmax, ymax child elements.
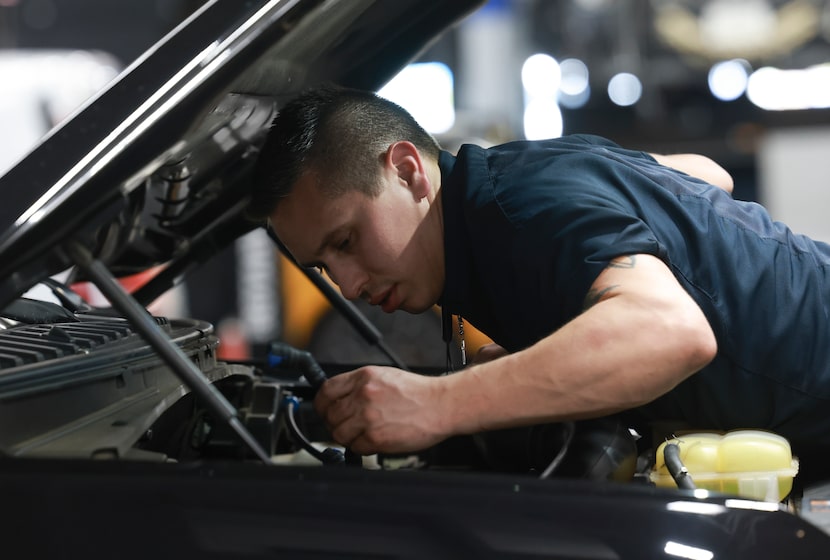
<box><xmin>436</xmin><ymin>256</ymin><xmax>717</xmax><ymax>436</ymax></box>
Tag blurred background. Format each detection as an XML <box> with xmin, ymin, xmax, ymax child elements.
<box><xmin>1</xmin><ymin>0</ymin><xmax>830</xmax><ymax>365</ymax></box>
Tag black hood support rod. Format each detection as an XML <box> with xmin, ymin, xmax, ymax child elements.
<box><xmin>265</xmin><ymin>226</ymin><xmax>406</xmax><ymax>370</ymax></box>
<box><xmin>65</xmin><ymin>241</ymin><xmax>273</xmax><ymax>465</ymax></box>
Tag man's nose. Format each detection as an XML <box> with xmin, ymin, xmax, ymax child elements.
<box><xmin>327</xmin><ymin>264</ymin><xmax>365</xmax><ymax>301</ymax></box>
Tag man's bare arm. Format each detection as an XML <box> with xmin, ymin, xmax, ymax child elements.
<box><xmin>315</xmin><ymin>253</ymin><xmax>717</xmax><ymax>455</ymax></box>
<box><xmin>439</xmin><ymin>253</ymin><xmax>717</xmax><ymax>436</ymax></box>
<box><xmin>650</xmin><ymin>153</ymin><xmax>734</xmax><ymax>194</ymax></box>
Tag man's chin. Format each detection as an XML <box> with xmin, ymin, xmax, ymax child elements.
<box><xmin>399</xmin><ymin>301</ymin><xmax>433</xmax><ymax>315</ymax></box>
<box><xmin>378</xmin><ymin>290</ymin><xmax>436</xmax><ymax>314</ymax></box>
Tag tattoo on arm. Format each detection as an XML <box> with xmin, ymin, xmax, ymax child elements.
<box><xmin>609</xmin><ymin>255</ymin><xmax>637</xmax><ymax>269</ymax></box>
<box><xmin>583</xmin><ymin>285</ymin><xmax>619</xmax><ymax>310</ymax></box>
<box><xmin>581</xmin><ymin>256</ymin><xmax>637</xmax><ymax>310</ymax></box>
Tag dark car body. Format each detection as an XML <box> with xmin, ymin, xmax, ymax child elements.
<box><xmin>0</xmin><ymin>0</ymin><xmax>829</xmax><ymax>557</ymax></box>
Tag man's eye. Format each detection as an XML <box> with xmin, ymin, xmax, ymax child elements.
<box><xmin>336</xmin><ymin>237</ymin><xmax>350</xmax><ymax>251</ymax></box>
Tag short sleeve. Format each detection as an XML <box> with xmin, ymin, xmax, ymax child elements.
<box><xmin>493</xmin><ymin>150</ymin><xmax>667</xmax><ymax>320</ymax></box>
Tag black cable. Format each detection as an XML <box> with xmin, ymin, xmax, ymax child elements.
<box><xmin>442</xmin><ymin>306</ymin><xmax>454</xmax><ymax>374</ymax></box>
<box><xmin>268</xmin><ymin>342</ymin><xmax>328</xmax><ymax>389</ymax></box>
<box><xmin>664</xmin><ymin>442</ymin><xmax>697</xmax><ymax>490</ymax></box>
<box><xmin>539</xmin><ymin>421</ymin><xmax>576</xmax><ymax>479</ymax></box>
<box><xmin>270</xmin><ymin>343</ymin><xmax>364</xmax><ymax>466</ymax></box>
<box><xmin>40</xmin><ymin>277</ymin><xmax>91</xmax><ymax>313</ymax></box>
<box><xmin>283</xmin><ymin>396</ymin><xmax>344</xmax><ymax>465</ymax></box>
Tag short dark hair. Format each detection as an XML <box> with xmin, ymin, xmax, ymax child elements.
<box><xmin>248</xmin><ymin>84</ymin><xmax>441</xmax><ymax>221</ymax></box>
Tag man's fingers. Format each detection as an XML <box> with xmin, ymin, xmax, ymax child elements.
<box><xmin>314</xmin><ymin>371</ymin><xmax>358</xmax><ymax>412</ymax></box>
<box><xmin>313</xmin><ymin>371</ymin><xmax>371</xmax><ymax>448</ymax></box>
<box><xmin>325</xmin><ymin>394</ymin><xmax>356</xmax><ymax>427</ymax></box>
<box><xmin>345</xmin><ymin>436</ymin><xmax>376</xmax><ymax>456</ymax></box>
<box><xmin>330</xmin><ymin>419</ymin><xmax>365</xmax><ymax>451</ymax></box>
<box><xmin>310</xmin><ymin>366</ymin><xmax>444</xmax><ymax>455</ymax></box>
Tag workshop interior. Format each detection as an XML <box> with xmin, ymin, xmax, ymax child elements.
<box><xmin>2</xmin><ymin>1</ymin><xmax>830</xmax><ymax>557</ymax></box>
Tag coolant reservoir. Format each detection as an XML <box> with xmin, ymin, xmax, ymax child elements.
<box><xmin>649</xmin><ymin>430</ymin><xmax>799</xmax><ymax>502</ymax></box>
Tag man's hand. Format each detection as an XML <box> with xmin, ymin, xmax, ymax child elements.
<box><xmin>313</xmin><ymin>366</ymin><xmax>448</xmax><ymax>455</ymax></box>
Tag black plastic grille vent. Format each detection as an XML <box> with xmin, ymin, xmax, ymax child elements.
<box><xmin>0</xmin><ymin>318</ymin><xmax>163</xmax><ymax>368</ymax></box>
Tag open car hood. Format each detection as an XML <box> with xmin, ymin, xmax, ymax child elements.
<box><xmin>0</xmin><ymin>0</ymin><xmax>483</xmax><ymax>309</ymax></box>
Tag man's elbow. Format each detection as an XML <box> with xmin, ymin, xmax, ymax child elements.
<box><xmin>651</xmin><ymin>153</ymin><xmax>734</xmax><ymax>194</ymax></box>
<box><xmin>679</xmin><ymin>313</ymin><xmax>718</xmax><ymax>373</ymax></box>
<box><xmin>708</xmin><ymin>161</ymin><xmax>734</xmax><ymax>194</ymax></box>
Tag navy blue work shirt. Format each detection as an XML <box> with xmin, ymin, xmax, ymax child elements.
<box><xmin>438</xmin><ymin>134</ymin><xmax>830</xmax><ymax>452</ymax></box>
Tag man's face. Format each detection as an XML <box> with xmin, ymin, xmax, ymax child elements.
<box><xmin>272</xmin><ymin>168</ymin><xmax>444</xmax><ymax>314</ymax></box>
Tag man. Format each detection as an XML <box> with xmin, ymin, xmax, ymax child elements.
<box><xmin>249</xmin><ymin>85</ymin><xmax>830</xmax><ymax>472</ymax></box>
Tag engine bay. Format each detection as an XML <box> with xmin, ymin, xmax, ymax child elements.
<box><xmin>0</xmin><ymin>291</ymin><xmax>639</xmax><ymax>479</ymax></box>
<box><xmin>3</xmin><ymin>283</ymin><xmax>830</xmax><ymax>558</ymax></box>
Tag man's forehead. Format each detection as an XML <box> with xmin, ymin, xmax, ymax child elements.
<box><xmin>270</xmin><ymin>177</ymin><xmax>350</xmax><ymax>265</ymax></box>
<box><xmin>272</xmin><ymin>171</ymin><xmax>325</xmax><ymax>221</ymax></box>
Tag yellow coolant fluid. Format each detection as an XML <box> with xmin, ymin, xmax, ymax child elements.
<box><xmin>649</xmin><ymin>430</ymin><xmax>799</xmax><ymax>502</ymax></box>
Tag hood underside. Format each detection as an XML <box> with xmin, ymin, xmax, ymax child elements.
<box><xmin>0</xmin><ymin>0</ymin><xmax>484</xmax><ymax>310</ymax></box>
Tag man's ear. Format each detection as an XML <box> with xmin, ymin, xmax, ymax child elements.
<box><xmin>386</xmin><ymin>141</ymin><xmax>429</xmax><ymax>200</ymax></box>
